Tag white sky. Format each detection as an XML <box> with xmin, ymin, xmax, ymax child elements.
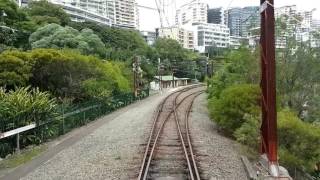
<box><xmin>137</xmin><ymin>0</ymin><xmax>320</xmax><ymax>31</ymax></box>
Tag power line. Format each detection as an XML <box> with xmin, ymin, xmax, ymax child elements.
<box><xmin>154</xmin><ymin>0</ymin><xmax>164</xmax><ymax>28</ymax></box>
<box><xmin>226</xmin><ymin>0</ymin><xmax>235</xmax><ymax>10</ymax></box>
<box><xmin>137</xmin><ymin>4</ymin><xmax>157</xmax><ymax>11</ymax></box>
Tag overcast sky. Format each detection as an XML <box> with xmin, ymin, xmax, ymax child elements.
<box><xmin>137</xmin><ymin>0</ymin><xmax>320</xmax><ymax>31</ymax></box>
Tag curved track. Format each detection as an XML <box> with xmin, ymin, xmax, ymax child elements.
<box><xmin>138</xmin><ymin>85</ymin><xmax>205</xmax><ymax>180</ymax></box>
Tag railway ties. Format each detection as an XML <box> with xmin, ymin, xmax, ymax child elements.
<box><xmin>138</xmin><ymin>85</ymin><xmax>205</xmax><ymax>180</ymax></box>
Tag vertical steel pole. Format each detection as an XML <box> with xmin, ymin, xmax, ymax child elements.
<box><xmin>260</xmin><ymin>0</ymin><xmax>278</xmax><ymax>175</ymax></box>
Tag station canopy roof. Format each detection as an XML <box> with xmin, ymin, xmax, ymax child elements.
<box><xmin>154</xmin><ymin>75</ymin><xmax>190</xmax><ymax>81</ymax></box>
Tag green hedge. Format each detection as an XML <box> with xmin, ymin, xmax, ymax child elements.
<box><xmin>208</xmin><ymin>84</ymin><xmax>260</xmax><ymax>134</ymax></box>
<box><xmin>278</xmin><ymin>110</ymin><xmax>320</xmax><ymax>173</ymax></box>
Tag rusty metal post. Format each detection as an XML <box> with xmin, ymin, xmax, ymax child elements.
<box><xmin>260</xmin><ymin>0</ymin><xmax>278</xmax><ymax>176</ymax></box>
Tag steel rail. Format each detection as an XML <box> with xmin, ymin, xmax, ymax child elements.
<box><xmin>137</xmin><ymin>85</ymin><xmax>203</xmax><ymax>179</ymax></box>
<box><xmin>185</xmin><ymin>92</ymin><xmax>204</xmax><ymax>179</ymax></box>
<box><xmin>141</xmin><ymin>88</ymin><xmax>203</xmax><ymax>180</ymax></box>
<box><xmin>174</xmin><ymin>91</ymin><xmax>203</xmax><ymax>180</ymax></box>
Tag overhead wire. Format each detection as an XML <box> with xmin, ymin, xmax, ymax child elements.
<box><xmin>154</xmin><ymin>0</ymin><xmax>164</xmax><ymax>28</ymax></box>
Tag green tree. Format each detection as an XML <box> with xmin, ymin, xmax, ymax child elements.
<box><xmin>207</xmin><ymin>47</ymin><xmax>259</xmax><ymax>99</ymax></box>
<box><xmin>153</xmin><ymin>38</ymin><xmax>200</xmax><ymax>78</ymax></box>
<box><xmin>69</xmin><ymin>21</ymin><xmax>148</xmax><ymax>60</ymax></box>
<box><xmin>0</xmin><ymin>0</ymin><xmax>28</xmax><ymax>26</ymax></box>
<box><xmin>0</xmin><ymin>27</ymin><xmax>16</xmax><ymax>47</ymax></box>
<box><xmin>276</xmin><ymin>16</ymin><xmax>320</xmax><ymax>120</ymax></box>
<box><xmin>0</xmin><ymin>0</ymin><xmax>36</xmax><ymax>49</ymax></box>
<box><xmin>29</xmin><ymin>24</ymin><xmax>106</xmax><ymax>58</ymax></box>
<box><xmin>26</xmin><ymin>0</ymin><xmax>70</xmax><ymax>26</ymax></box>
<box><xmin>154</xmin><ymin>38</ymin><xmax>187</xmax><ymax>61</ymax></box>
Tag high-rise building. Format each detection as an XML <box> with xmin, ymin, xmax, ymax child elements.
<box><xmin>49</xmin><ymin>0</ymin><xmax>115</xmax><ymax>26</ymax></box>
<box><xmin>49</xmin><ymin>0</ymin><xmax>139</xmax><ymax>29</ymax></box>
<box><xmin>207</xmin><ymin>7</ymin><xmax>224</xmax><ymax>24</ymax></box>
<box><xmin>157</xmin><ymin>26</ymin><xmax>194</xmax><ymax>50</ymax></box>
<box><xmin>114</xmin><ymin>0</ymin><xmax>139</xmax><ymax>29</ymax></box>
<box><xmin>275</xmin><ymin>5</ymin><xmax>297</xmax><ymax>17</ymax></box>
<box><xmin>15</xmin><ymin>0</ymin><xmax>28</xmax><ymax>7</ymax></box>
<box><xmin>275</xmin><ymin>5</ymin><xmax>315</xmax><ymax>32</ymax></box>
<box><xmin>191</xmin><ymin>22</ymin><xmax>230</xmax><ymax>53</ymax></box>
<box><xmin>224</xmin><ymin>6</ymin><xmax>259</xmax><ymax>37</ymax></box>
<box><xmin>175</xmin><ymin>0</ymin><xmax>207</xmax><ymax>26</ymax></box>
<box><xmin>140</xmin><ymin>31</ymin><xmax>157</xmax><ymax>45</ymax></box>
<box><xmin>275</xmin><ymin>5</ymin><xmax>317</xmax><ymax>47</ymax></box>
<box><xmin>313</xmin><ymin>19</ymin><xmax>320</xmax><ymax>29</ymax></box>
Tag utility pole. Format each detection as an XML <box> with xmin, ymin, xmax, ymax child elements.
<box><xmin>133</xmin><ymin>56</ymin><xmax>139</xmax><ymax>97</ymax></box>
<box><xmin>172</xmin><ymin>70</ymin><xmax>175</xmax><ymax>88</ymax></box>
<box><xmin>171</xmin><ymin>60</ymin><xmax>177</xmax><ymax>88</ymax></box>
<box><xmin>260</xmin><ymin>0</ymin><xmax>278</xmax><ymax>177</ymax></box>
<box><xmin>158</xmin><ymin>58</ymin><xmax>162</xmax><ymax>91</ymax></box>
<box><xmin>206</xmin><ymin>53</ymin><xmax>209</xmax><ymax>78</ymax></box>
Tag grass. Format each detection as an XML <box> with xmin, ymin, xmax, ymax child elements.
<box><xmin>0</xmin><ymin>145</ymin><xmax>47</xmax><ymax>169</ymax></box>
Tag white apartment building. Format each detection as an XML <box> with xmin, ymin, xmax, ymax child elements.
<box><xmin>114</xmin><ymin>0</ymin><xmax>139</xmax><ymax>29</ymax></box>
<box><xmin>275</xmin><ymin>5</ymin><xmax>318</xmax><ymax>48</ymax></box>
<box><xmin>175</xmin><ymin>0</ymin><xmax>207</xmax><ymax>26</ymax></box>
<box><xmin>157</xmin><ymin>27</ymin><xmax>194</xmax><ymax>50</ymax></box>
<box><xmin>229</xmin><ymin>36</ymin><xmax>249</xmax><ymax>49</ymax></box>
<box><xmin>275</xmin><ymin>5</ymin><xmax>297</xmax><ymax>17</ymax></box>
<box><xmin>49</xmin><ymin>0</ymin><xmax>138</xmax><ymax>29</ymax></box>
<box><xmin>50</xmin><ymin>0</ymin><xmax>114</xmax><ymax>26</ymax></box>
<box><xmin>191</xmin><ymin>23</ymin><xmax>230</xmax><ymax>53</ymax></box>
<box><xmin>276</xmin><ymin>5</ymin><xmax>315</xmax><ymax>31</ymax></box>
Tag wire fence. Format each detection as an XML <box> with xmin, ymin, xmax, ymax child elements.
<box><xmin>0</xmin><ymin>89</ymin><xmax>149</xmax><ymax>158</ymax></box>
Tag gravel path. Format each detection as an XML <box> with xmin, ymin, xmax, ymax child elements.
<box><xmin>189</xmin><ymin>94</ymin><xmax>248</xmax><ymax>180</ymax></box>
<box><xmin>17</xmin><ymin>90</ymin><xmax>176</xmax><ymax>180</ymax></box>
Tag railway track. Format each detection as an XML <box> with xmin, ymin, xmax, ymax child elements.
<box><xmin>138</xmin><ymin>85</ymin><xmax>205</xmax><ymax>180</ymax></box>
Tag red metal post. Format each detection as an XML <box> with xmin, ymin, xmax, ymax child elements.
<box><xmin>260</xmin><ymin>0</ymin><xmax>278</xmax><ymax>168</ymax></box>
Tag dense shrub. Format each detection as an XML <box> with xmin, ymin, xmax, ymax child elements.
<box><xmin>0</xmin><ymin>50</ymin><xmax>33</xmax><ymax>89</ymax></box>
<box><xmin>234</xmin><ymin>114</ymin><xmax>260</xmax><ymax>149</ymax></box>
<box><xmin>0</xmin><ymin>86</ymin><xmax>57</xmax><ymax>130</ymax></box>
<box><xmin>0</xmin><ymin>49</ymin><xmax>131</xmax><ymax>101</ymax></box>
<box><xmin>278</xmin><ymin>110</ymin><xmax>320</xmax><ymax>173</ymax></box>
<box><xmin>208</xmin><ymin>84</ymin><xmax>260</xmax><ymax>134</ymax></box>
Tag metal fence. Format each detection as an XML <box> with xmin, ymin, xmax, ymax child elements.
<box><xmin>0</xmin><ymin>89</ymin><xmax>149</xmax><ymax>158</ymax></box>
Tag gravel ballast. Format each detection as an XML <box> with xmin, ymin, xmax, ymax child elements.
<box><xmin>19</xmin><ymin>90</ymin><xmax>175</xmax><ymax>180</ymax></box>
<box><xmin>189</xmin><ymin>94</ymin><xmax>248</xmax><ymax>180</ymax></box>
<box><xmin>6</xmin><ymin>88</ymin><xmax>248</xmax><ymax>180</ymax></box>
